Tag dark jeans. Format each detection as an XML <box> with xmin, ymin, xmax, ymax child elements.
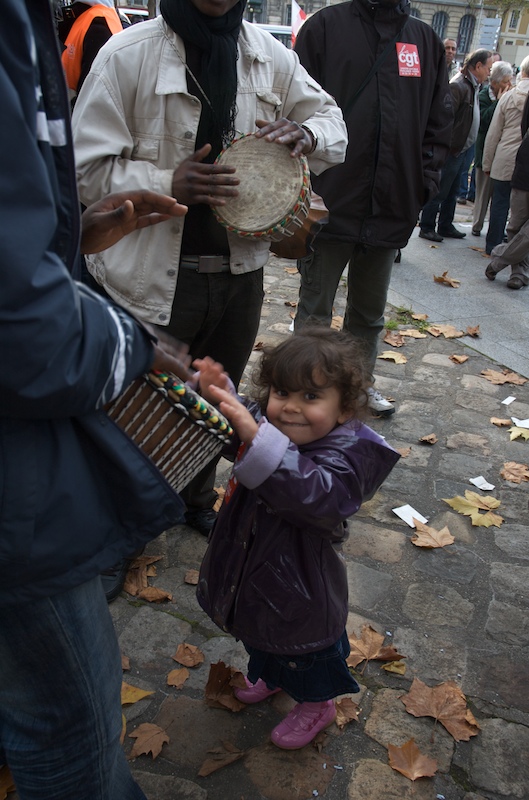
<box><xmin>458</xmin><ymin>144</ymin><xmax>475</xmax><ymax>199</ymax></box>
<box><xmin>295</xmin><ymin>239</ymin><xmax>395</xmax><ymax>375</ymax></box>
<box><xmin>162</xmin><ymin>267</ymin><xmax>264</xmax><ymax>509</ymax></box>
<box><xmin>485</xmin><ymin>179</ymin><xmax>511</xmax><ymax>254</ymax></box>
<box><xmin>420</xmin><ymin>151</ymin><xmax>466</xmax><ymax>233</ymax></box>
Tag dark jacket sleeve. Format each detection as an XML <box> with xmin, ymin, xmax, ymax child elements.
<box><xmin>78</xmin><ymin>17</ymin><xmax>120</xmax><ymax>93</ymax></box>
<box><xmin>421</xmin><ymin>38</ymin><xmax>453</xmax><ymax>204</ymax></box>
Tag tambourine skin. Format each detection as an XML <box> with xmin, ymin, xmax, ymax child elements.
<box><xmin>212</xmin><ymin>133</ymin><xmax>311</xmax><ymax>241</ymax></box>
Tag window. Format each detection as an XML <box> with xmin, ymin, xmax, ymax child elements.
<box><xmin>457</xmin><ymin>15</ymin><xmax>476</xmax><ymax>57</ymax></box>
<box><xmin>506</xmin><ymin>40</ymin><xmax>514</xmax><ymax>45</ymax></box>
<box><xmin>410</xmin><ymin>7</ymin><xmax>421</xmax><ymax>19</ymax></box>
<box><xmin>509</xmin><ymin>10</ymin><xmax>520</xmax><ymax>29</ymax></box>
<box><xmin>432</xmin><ymin>11</ymin><xmax>448</xmax><ymax>40</ymax></box>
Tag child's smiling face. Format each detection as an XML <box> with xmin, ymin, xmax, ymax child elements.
<box><xmin>266</xmin><ymin>381</ymin><xmax>349</xmax><ymax>446</ymax></box>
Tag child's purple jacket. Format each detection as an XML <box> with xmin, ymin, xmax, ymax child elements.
<box><xmin>197</xmin><ymin>411</ymin><xmax>400</xmax><ymax>655</ymax></box>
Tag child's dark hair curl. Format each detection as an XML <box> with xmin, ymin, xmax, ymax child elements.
<box><xmin>252</xmin><ymin>327</ymin><xmax>372</xmax><ymax>422</ymax></box>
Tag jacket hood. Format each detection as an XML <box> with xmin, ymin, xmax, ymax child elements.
<box><xmin>513</xmin><ymin>77</ymin><xmax>529</xmax><ymax>109</ymax></box>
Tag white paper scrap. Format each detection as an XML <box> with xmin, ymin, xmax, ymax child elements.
<box><xmin>511</xmin><ymin>416</ymin><xmax>529</xmax><ymax>428</ymax></box>
<box><xmin>288</xmin><ymin>319</ymin><xmax>294</xmax><ymax>332</ymax></box>
<box><xmin>392</xmin><ymin>504</ymin><xmax>428</xmax><ymax>528</ymax></box>
<box><xmin>469</xmin><ymin>476</ymin><xmax>495</xmax><ymax>491</ymax></box>
<box><xmin>501</xmin><ymin>396</ymin><xmax>516</xmax><ymax>405</ymax></box>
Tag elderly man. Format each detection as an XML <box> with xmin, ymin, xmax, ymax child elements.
<box><xmin>73</xmin><ymin>0</ymin><xmax>347</xmax><ymax>538</ymax></box>
<box><xmin>420</xmin><ymin>48</ymin><xmax>493</xmax><ymax>242</ymax></box>
<box><xmin>445</xmin><ymin>38</ymin><xmax>458</xmax><ymax>80</ymax></box>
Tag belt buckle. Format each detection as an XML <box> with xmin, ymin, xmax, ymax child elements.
<box><xmin>197</xmin><ymin>255</ymin><xmax>224</xmax><ymax>273</ymax></box>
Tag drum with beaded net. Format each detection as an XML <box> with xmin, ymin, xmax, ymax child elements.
<box><xmin>212</xmin><ymin>133</ymin><xmax>311</xmax><ymax>242</ymax></box>
<box><xmin>106</xmin><ymin>371</ymin><xmax>233</xmax><ymax>494</ymax></box>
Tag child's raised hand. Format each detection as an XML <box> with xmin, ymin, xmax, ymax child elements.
<box><xmin>208</xmin><ymin>385</ymin><xmax>259</xmax><ymax>443</ymax></box>
<box><xmin>193</xmin><ymin>356</ymin><xmax>230</xmax><ymax>404</ymax></box>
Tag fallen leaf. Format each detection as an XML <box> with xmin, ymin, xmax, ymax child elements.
<box><xmin>284</xmin><ymin>266</ymin><xmax>298</xmax><ymax>274</ymax></box>
<box><xmin>434</xmin><ymin>271</ymin><xmax>460</xmax><ymax>287</ymax></box>
<box><xmin>347</xmin><ymin>625</ymin><xmax>405</xmax><ymax>674</ymax></box>
<box><xmin>388</xmin><ymin>738</ymin><xmax>438</xmax><ymax>780</ymax></box>
<box><xmin>289</xmin><ymin>310</ymin><xmax>296</xmax><ymax>319</ymax></box>
<box><xmin>121</xmin><ymin>712</ymin><xmax>126</xmax><ymax>745</ymax></box>
<box><xmin>426</xmin><ymin>324</ymin><xmax>464</xmax><ymax>338</ymax></box>
<box><xmin>400</xmin><ymin>328</ymin><xmax>427</xmax><ymax>339</ymax></box>
<box><xmin>121</xmin><ymin>654</ymin><xmax>130</xmax><ymax>671</ymax></box>
<box><xmin>411</xmin><ymin>313</ymin><xmax>428</xmax><ymax>321</ymax></box>
<box><xmin>137</xmin><ymin>586</ymin><xmax>172</xmax><ymax>603</ymax></box>
<box><xmin>411</xmin><ymin>519</ymin><xmax>455</xmax><ymax>548</ymax></box>
<box><xmin>198</xmin><ymin>741</ymin><xmax>245</xmax><ymax>777</ymax></box>
<box><xmin>469</xmin><ymin>246</ymin><xmax>485</xmax><ymax>252</ymax></box>
<box><xmin>205</xmin><ymin>661</ymin><xmax>246</xmax><ymax>712</ymax></box>
<box><xmin>383</xmin><ymin>331</ymin><xmax>405</xmax><ymax>347</ymax></box>
<box><xmin>253</xmin><ymin>341</ymin><xmax>264</xmax><ymax>351</ymax></box>
<box><xmin>335</xmin><ymin>698</ymin><xmax>359</xmax><ymax>729</ymax></box>
<box><xmin>172</xmin><ymin>643</ymin><xmax>205</xmax><ymax>668</ymax></box>
<box><xmin>419</xmin><ymin>433</ymin><xmax>437</xmax><ymax>445</ymax></box>
<box><xmin>184</xmin><ymin>569</ymin><xmax>199</xmax><ymax>585</ymax></box>
<box><xmin>123</xmin><ymin>555</ymin><xmax>163</xmax><ymax>596</ymax></box>
<box><xmin>381</xmin><ymin>660</ymin><xmax>407</xmax><ymax>675</ymax></box>
<box><xmin>500</xmin><ymin>461</ymin><xmax>529</xmax><ymax>483</ymax></box>
<box><xmin>490</xmin><ymin>417</ymin><xmax>512</xmax><ymax>427</ymax></box>
<box><xmin>213</xmin><ymin>486</ymin><xmax>226</xmax><ymax>511</ymax></box>
<box><xmin>121</xmin><ymin>682</ymin><xmax>154</xmax><ymax>706</ymax></box>
<box><xmin>466</xmin><ymin>325</ymin><xmax>480</xmax><ymax>337</ymax></box>
<box><xmin>0</xmin><ymin>765</ymin><xmax>16</xmax><ymax>799</ymax></box>
<box><xmin>377</xmin><ymin>351</ymin><xmax>407</xmax><ymax>364</ymax></box>
<box><xmin>167</xmin><ymin>667</ymin><xmax>190</xmax><ymax>689</ymax></box>
<box><xmin>443</xmin><ymin>490</ymin><xmax>504</xmax><ymax>527</ymax></box>
<box><xmin>509</xmin><ymin>426</ymin><xmax>529</xmax><ymax>441</ymax></box>
<box><xmin>284</xmin><ymin>300</ymin><xmax>297</xmax><ymax>307</ymax></box>
<box><xmin>129</xmin><ymin>723</ymin><xmax>169</xmax><ymax>759</ymax></box>
<box><xmin>481</xmin><ymin>368</ymin><xmax>527</xmax><ymax>386</ymax></box>
<box><xmin>331</xmin><ymin>315</ymin><xmax>343</xmax><ymax>330</ymax></box>
<box><xmin>450</xmin><ymin>354</ymin><xmax>469</xmax><ymax>364</ymax></box>
<box><xmin>396</xmin><ymin>447</ymin><xmax>412</xmax><ymax>457</ymax></box>
<box><xmin>401</xmin><ymin>678</ymin><xmax>480</xmax><ymax>741</ymax></box>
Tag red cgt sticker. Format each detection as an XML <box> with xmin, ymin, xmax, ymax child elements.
<box><xmin>396</xmin><ymin>43</ymin><xmax>421</xmax><ymax>77</ymax></box>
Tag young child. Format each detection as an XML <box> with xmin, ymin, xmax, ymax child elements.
<box><xmin>195</xmin><ymin>328</ymin><xmax>400</xmax><ymax>749</ymax></box>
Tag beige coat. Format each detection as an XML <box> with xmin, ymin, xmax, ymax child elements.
<box><xmin>482</xmin><ymin>77</ymin><xmax>529</xmax><ymax>181</ymax></box>
<box><xmin>72</xmin><ymin>17</ymin><xmax>347</xmax><ymax>325</ymax></box>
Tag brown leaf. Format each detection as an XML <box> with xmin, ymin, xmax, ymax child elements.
<box><xmin>253</xmin><ymin>341</ymin><xmax>264</xmax><ymax>351</ymax></box>
<box><xmin>481</xmin><ymin>368</ymin><xmax>527</xmax><ymax>386</ymax></box>
<box><xmin>396</xmin><ymin>446</ymin><xmax>412</xmax><ymax>457</ymax></box>
<box><xmin>419</xmin><ymin>433</ymin><xmax>437</xmax><ymax>445</ymax></box>
<box><xmin>121</xmin><ymin>654</ymin><xmax>130</xmax><ymax>671</ymax></box>
<box><xmin>347</xmin><ymin>625</ymin><xmax>405</xmax><ymax>674</ymax></box>
<box><xmin>331</xmin><ymin>315</ymin><xmax>343</xmax><ymax>330</ymax></box>
<box><xmin>381</xmin><ymin>660</ymin><xmax>407</xmax><ymax>675</ymax></box>
<box><xmin>0</xmin><ymin>765</ymin><xmax>16</xmax><ymax>799</ymax></box>
<box><xmin>401</xmin><ymin>678</ymin><xmax>480</xmax><ymax>741</ymax></box>
<box><xmin>383</xmin><ymin>331</ymin><xmax>405</xmax><ymax>347</ymax></box>
<box><xmin>284</xmin><ymin>266</ymin><xmax>298</xmax><ymax>274</ymax></box>
<box><xmin>121</xmin><ymin>682</ymin><xmax>154</xmax><ymax>706</ymax></box>
<box><xmin>400</xmin><ymin>328</ymin><xmax>427</xmax><ymax>339</ymax></box>
<box><xmin>184</xmin><ymin>569</ymin><xmax>199</xmax><ymax>585</ymax></box>
<box><xmin>213</xmin><ymin>486</ymin><xmax>226</xmax><ymax>512</ymax></box>
<box><xmin>411</xmin><ymin>313</ymin><xmax>428</xmax><ymax>321</ymax></box>
<box><xmin>433</xmin><ymin>270</ymin><xmax>460</xmax><ymax>287</ymax></box>
<box><xmin>197</xmin><ymin>742</ymin><xmax>245</xmax><ymax>777</ymax></box>
<box><xmin>388</xmin><ymin>738</ymin><xmax>438</xmax><ymax>780</ymax></box>
<box><xmin>377</xmin><ymin>350</ymin><xmax>407</xmax><ymax>363</ymax></box>
<box><xmin>450</xmin><ymin>354</ymin><xmax>469</xmax><ymax>364</ymax></box>
<box><xmin>123</xmin><ymin>555</ymin><xmax>163</xmax><ymax>596</ymax></box>
<box><xmin>204</xmin><ymin>661</ymin><xmax>246</xmax><ymax>712</ymax></box>
<box><xmin>335</xmin><ymin>698</ymin><xmax>359</xmax><ymax>729</ymax></box>
<box><xmin>167</xmin><ymin>667</ymin><xmax>190</xmax><ymax>689</ymax></box>
<box><xmin>129</xmin><ymin>723</ymin><xmax>169</xmax><ymax>759</ymax></box>
<box><xmin>426</xmin><ymin>323</ymin><xmax>464</xmax><ymax>338</ymax></box>
<box><xmin>284</xmin><ymin>300</ymin><xmax>297</xmax><ymax>307</ymax></box>
<box><xmin>500</xmin><ymin>461</ymin><xmax>529</xmax><ymax>483</ymax></box>
<box><xmin>411</xmin><ymin>520</ymin><xmax>455</xmax><ymax>548</ymax></box>
<box><xmin>466</xmin><ymin>325</ymin><xmax>480</xmax><ymax>337</ymax></box>
<box><xmin>490</xmin><ymin>417</ymin><xmax>512</xmax><ymax>427</ymax></box>
<box><xmin>172</xmin><ymin>643</ymin><xmax>205</xmax><ymax>668</ymax></box>
<box><xmin>137</xmin><ymin>586</ymin><xmax>172</xmax><ymax>603</ymax></box>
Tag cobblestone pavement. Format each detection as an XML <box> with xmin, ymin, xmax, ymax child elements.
<box><xmin>24</xmin><ymin>244</ymin><xmax>508</xmax><ymax>800</ymax></box>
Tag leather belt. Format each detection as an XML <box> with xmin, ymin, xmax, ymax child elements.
<box><xmin>179</xmin><ymin>255</ymin><xmax>231</xmax><ymax>273</ymax></box>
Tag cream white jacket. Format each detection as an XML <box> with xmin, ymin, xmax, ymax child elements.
<box><xmin>482</xmin><ymin>78</ymin><xmax>529</xmax><ymax>182</ymax></box>
<box><xmin>73</xmin><ymin>17</ymin><xmax>347</xmax><ymax>325</ymax></box>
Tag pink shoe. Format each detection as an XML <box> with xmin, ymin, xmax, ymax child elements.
<box><xmin>271</xmin><ymin>700</ymin><xmax>336</xmax><ymax>749</ymax></box>
<box><xmin>234</xmin><ymin>677</ymin><xmax>281</xmax><ymax>704</ymax></box>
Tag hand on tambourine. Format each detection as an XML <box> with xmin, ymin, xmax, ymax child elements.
<box><xmin>255</xmin><ymin>118</ymin><xmax>314</xmax><ymax>158</ymax></box>
<box><xmin>208</xmin><ymin>385</ymin><xmax>259</xmax><ymax>444</ymax></box>
<box><xmin>193</xmin><ymin>356</ymin><xmax>230</xmax><ymax>405</ymax></box>
<box><xmin>80</xmin><ymin>191</ymin><xmax>187</xmax><ymax>254</ymax></box>
<box><xmin>144</xmin><ymin>324</ymin><xmax>193</xmax><ymax>382</ymax></box>
<box><xmin>171</xmin><ymin>144</ymin><xmax>240</xmax><ymax>206</ymax></box>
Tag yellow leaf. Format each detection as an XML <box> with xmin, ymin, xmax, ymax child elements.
<box><xmin>443</xmin><ymin>491</ymin><xmax>503</xmax><ymax>528</ymax></box>
<box><xmin>377</xmin><ymin>350</ymin><xmax>407</xmax><ymax>364</ymax></box>
<box><xmin>381</xmin><ymin>660</ymin><xmax>407</xmax><ymax>675</ymax></box>
<box><xmin>509</xmin><ymin>426</ymin><xmax>529</xmax><ymax>441</ymax></box>
<box><xmin>121</xmin><ymin>682</ymin><xmax>154</xmax><ymax>706</ymax></box>
<box><xmin>411</xmin><ymin>520</ymin><xmax>455</xmax><ymax>548</ymax></box>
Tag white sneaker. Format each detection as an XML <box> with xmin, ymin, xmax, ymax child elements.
<box><xmin>367</xmin><ymin>388</ymin><xmax>395</xmax><ymax>417</ymax></box>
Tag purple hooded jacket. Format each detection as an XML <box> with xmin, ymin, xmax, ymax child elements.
<box><xmin>197</xmin><ymin>409</ymin><xmax>400</xmax><ymax>654</ymax></box>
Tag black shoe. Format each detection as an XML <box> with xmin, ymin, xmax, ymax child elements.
<box><xmin>419</xmin><ymin>229</ymin><xmax>443</xmax><ymax>242</ymax></box>
<box><xmin>100</xmin><ymin>547</ymin><xmax>144</xmax><ymax>603</ymax></box>
<box><xmin>485</xmin><ymin>264</ymin><xmax>497</xmax><ymax>281</ymax></box>
<box><xmin>185</xmin><ymin>507</ymin><xmax>217</xmax><ymax>537</ymax></box>
<box><xmin>458</xmin><ymin>197</ymin><xmax>467</xmax><ymax>205</ymax></box>
<box><xmin>438</xmin><ymin>227</ymin><xmax>466</xmax><ymax>239</ymax></box>
<box><xmin>471</xmin><ymin>229</ymin><xmax>481</xmax><ymax>237</ymax></box>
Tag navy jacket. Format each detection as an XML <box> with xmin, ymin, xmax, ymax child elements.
<box><xmin>0</xmin><ymin>0</ymin><xmax>184</xmax><ymax>605</ymax></box>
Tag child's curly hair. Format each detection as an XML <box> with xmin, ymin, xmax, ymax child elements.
<box><xmin>252</xmin><ymin>327</ymin><xmax>372</xmax><ymax>422</ymax></box>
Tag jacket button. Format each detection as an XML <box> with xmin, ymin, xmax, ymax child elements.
<box><xmin>167</xmin><ymin>269</ymin><xmax>176</xmax><ymax>276</ymax></box>
<box><xmin>158</xmin><ymin>313</ymin><xmax>167</xmax><ymax>321</ymax></box>
<box><xmin>184</xmin><ymin>131</ymin><xmax>193</xmax><ymax>139</ymax></box>
<box><xmin>288</xmin><ymin>661</ymin><xmax>297</xmax><ymax>669</ymax></box>
<box><xmin>230</xmin><ymin>585</ymin><xmax>236</xmax><ymax>593</ymax></box>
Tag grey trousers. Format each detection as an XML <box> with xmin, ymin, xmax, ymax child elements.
<box><xmin>488</xmin><ymin>188</ymin><xmax>529</xmax><ymax>284</ymax></box>
<box><xmin>295</xmin><ymin>239</ymin><xmax>396</xmax><ymax>374</ymax></box>
<box><xmin>472</xmin><ymin>168</ymin><xmax>492</xmax><ymax>234</ymax></box>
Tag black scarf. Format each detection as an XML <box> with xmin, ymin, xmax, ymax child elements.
<box><xmin>160</xmin><ymin>0</ymin><xmax>246</xmax><ymax>156</ymax></box>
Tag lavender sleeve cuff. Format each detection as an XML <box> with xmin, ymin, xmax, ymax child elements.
<box><xmin>233</xmin><ymin>418</ymin><xmax>289</xmax><ymax>490</ymax></box>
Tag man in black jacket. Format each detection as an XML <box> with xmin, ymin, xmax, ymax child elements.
<box><xmin>294</xmin><ymin>0</ymin><xmax>452</xmax><ymax>416</ymax></box>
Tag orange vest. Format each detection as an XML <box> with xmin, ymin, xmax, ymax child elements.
<box><xmin>61</xmin><ymin>5</ymin><xmax>122</xmax><ymax>91</ymax></box>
